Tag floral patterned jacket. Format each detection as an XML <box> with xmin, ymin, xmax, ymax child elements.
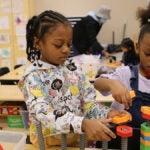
<box><xmin>18</xmin><ymin>59</ymin><xmax>109</xmax><ymax>136</ymax></box>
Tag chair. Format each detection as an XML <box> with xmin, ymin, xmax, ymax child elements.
<box><xmin>67</xmin><ymin>17</ymin><xmax>83</xmax><ymax>28</ymax></box>
<box><xmin>0</xmin><ymin>67</ymin><xmax>10</xmax><ymax>76</ymax></box>
<box><xmin>0</xmin><ymin>67</ymin><xmax>17</xmax><ymax>85</ymax></box>
<box><xmin>14</xmin><ymin>64</ymin><xmax>23</xmax><ymax>70</ymax></box>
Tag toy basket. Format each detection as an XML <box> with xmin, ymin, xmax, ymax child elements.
<box><xmin>0</xmin><ymin>130</ymin><xmax>27</xmax><ymax>150</ymax></box>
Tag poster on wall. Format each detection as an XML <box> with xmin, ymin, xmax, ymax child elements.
<box><xmin>0</xmin><ymin>47</ymin><xmax>11</xmax><ymax>57</ymax></box>
<box><xmin>16</xmin><ymin>57</ymin><xmax>27</xmax><ymax>65</ymax></box>
<box><xmin>12</xmin><ymin>0</ymin><xmax>23</xmax><ymax>13</ymax></box>
<box><xmin>17</xmin><ymin>36</ymin><xmax>26</xmax><ymax>50</ymax></box>
<box><xmin>0</xmin><ymin>16</ymin><xmax>9</xmax><ymax>30</ymax></box>
<box><xmin>14</xmin><ymin>14</ymin><xmax>27</xmax><ymax>25</ymax></box>
<box><xmin>15</xmin><ymin>25</ymin><xmax>26</xmax><ymax>35</ymax></box>
<box><xmin>1</xmin><ymin>59</ymin><xmax>11</xmax><ymax>69</ymax></box>
<box><xmin>0</xmin><ymin>33</ymin><xmax>10</xmax><ymax>44</ymax></box>
<box><xmin>1</xmin><ymin>0</ymin><xmax>11</xmax><ymax>13</ymax></box>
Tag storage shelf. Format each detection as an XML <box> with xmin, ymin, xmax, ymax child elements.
<box><xmin>0</xmin><ymin>116</ymin><xmax>29</xmax><ymax>135</ymax></box>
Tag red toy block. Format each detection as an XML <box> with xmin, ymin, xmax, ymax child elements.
<box><xmin>116</xmin><ymin>125</ymin><xmax>133</xmax><ymax>138</ymax></box>
<box><xmin>142</xmin><ymin>113</ymin><xmax>150</xmax><ymax>120</ymax></box>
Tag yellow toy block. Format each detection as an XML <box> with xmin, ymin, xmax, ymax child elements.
<box><xmin>130</xmin><ymin>90</ymin><xmax>135</xmax><ymax>98</ymax></box>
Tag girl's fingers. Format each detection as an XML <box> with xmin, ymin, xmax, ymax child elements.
<box><xmin>121</xmin><ymin>93</ymin><xmax>131</xmax><ymax>109</ymax></box>
<box><xmin>105</xmin><ymin>129</ymin><xmax>116</xmax><ymax>139</ymax></box>
<box><xmin>99</xmin><ymin>122</ymin><xmax>116</xmax><ymax>138</ymax></box>
<box><xmin>100</xmin><ymin>118</ymin><xmax>112</xmax><ymax>124</ymax></box>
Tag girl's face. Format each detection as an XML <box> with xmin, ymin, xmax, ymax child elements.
<box><xmin>137</xmin><ymin>33</ymin><xmax>150</xmax><ymax>77</ymax></box>
<box><xmin>36</xmin><ymin>24</ymin><xmax>72</xmax><ymax>65</ymax></box>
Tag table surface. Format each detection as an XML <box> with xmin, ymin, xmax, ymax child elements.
<box><xmin>0</xmin><ymin>85</ymin><xmax>24</xmax><ymax>101</ymax></box>
<box><xmin>0</xmin><ymin>142</ymin><xmax>100</xmax><ymax>150</ymax></box>
<box><xmin>0</xmin><ymin>85</ymin><xmax>113</xmax><ymax>102</ymax></box>
<box><xmin>0</xmin><ymin>65</ymin><xmax>97</xmax><ymax>81</ymax></box>
<box><xmin>0</xmin><ymin>66</ymin><xmax>25</xmax><ymax>80</ymax></box>
<box><xmin>25</xmin><ymin>144</ymin><xmax>100</xmax><ymax>150</ymax></box>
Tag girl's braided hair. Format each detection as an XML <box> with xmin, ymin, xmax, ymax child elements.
<box><xmin>26</xmin><ymin>10</ymin><xmax>71</xmax><ymax>64</ymax></box>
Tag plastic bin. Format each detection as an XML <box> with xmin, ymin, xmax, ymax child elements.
<box><xmin>0</xmin><ymin>130</ymin><xmax>27</xmax><ymax>150</ymax></box>
<box><xmin>19</xmin><ymin>110</ymin><xmax>29</xmax><ymax>129</ymax></box>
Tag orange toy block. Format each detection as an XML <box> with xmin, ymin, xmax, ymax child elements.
<box><xmin>130</xmin><ymin>90</ymin><xmax>135</xmax><ymax>99</ymax></box>
<box><xmin>112</xmin><ymin>114</ymin><xmax>131</xmax><ymax>124</ymax></box>
<box><xmin>141</xmin><ymin>106</ymin><xmax>150</xmax><ymax>115</ymax></box>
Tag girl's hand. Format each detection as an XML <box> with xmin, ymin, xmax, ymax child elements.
<box><xmin>102</xmin><ymin>50</ymin><xmax>111</xmax><ymax>58</ymax></box>
<box><xmin>107</xmin><ymin>109</ymin><xmax>132</xmax><ymax>121</ymax></box>
<box><xmin>82</xmin><ymin>118</ymin><xmax>116</xmax><ymax>141</ymax></box>
<box><xmin>111</xmin><ymin>80</ymin><xmax>132</xmax><ymax>109</ymax></box>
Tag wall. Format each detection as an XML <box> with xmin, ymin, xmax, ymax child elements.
<box><xmin>35</xmin><ymin>0</ymin><xmax>147</xmax><ymax>44</ymax></box>
<box><xmin>0</xmin><ymin>0</ymin><xmax>35</xmax><ymax>70</ymax></box>
<box><xmin>0</xmin><ymin>0</ymin><xmax>147</xmax><ymax>70</ymax></box>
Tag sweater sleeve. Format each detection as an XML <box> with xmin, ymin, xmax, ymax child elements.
<box><xmin>77</xmin><ymin>66</ymin><xmax>110</xmax><ymax>119</ymax></box>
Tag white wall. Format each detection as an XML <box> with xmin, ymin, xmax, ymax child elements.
<box><xmin>35</xmin><ymin>0</ymin><xmax>148</xmax><ymax>44</ymax></box>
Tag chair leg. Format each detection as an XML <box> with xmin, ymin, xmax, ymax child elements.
<box><xmin>35</xmin><ymin>120</ymin><xmax>45</xmax><ymax>150</ymax></box>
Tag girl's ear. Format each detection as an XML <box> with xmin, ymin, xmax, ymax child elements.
<box><xmin>33</xmin><ymin>36</ymin><xmax>40</xmax><ymax>49</ymax></box>
<box><xmin>135</xmin><ymin>43</ymin><xmax>139</xmax><ymax>54</ymax></box>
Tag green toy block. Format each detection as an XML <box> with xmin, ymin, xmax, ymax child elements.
<box><xmin>140</xmin><ymin>122</ymin><xmax>150</xmax><ymax>150</ymax></box>
<box><xmin>140</xmin><ymin>142</ymin><xmax>150</xmax><ymax>150</ymax></box>
<box><xmin>141</xmin><ymin>122</ymin><xmax>150</xmax><ymax>132</ymax></box>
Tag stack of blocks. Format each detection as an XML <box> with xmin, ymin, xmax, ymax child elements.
<box><xmin>140</xmin><ymin>106</ymin><xmax>150</xmax><ymax>150</ymax></box>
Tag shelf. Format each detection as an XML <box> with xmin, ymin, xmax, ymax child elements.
<box><xmin>0</xmin><ymin>116</ymin><xmax>29</xmax><ymax>135</ymax></box>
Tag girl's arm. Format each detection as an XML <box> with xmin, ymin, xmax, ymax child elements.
<box><xmin>94</xmin><ymin>77</ymin><xmax>132</xmax><ymax>109</ymax></box>
<box><xmin>94</xmin><ymin>77</ymin><xmax>115</xmax><ymax>92</ymax></box>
